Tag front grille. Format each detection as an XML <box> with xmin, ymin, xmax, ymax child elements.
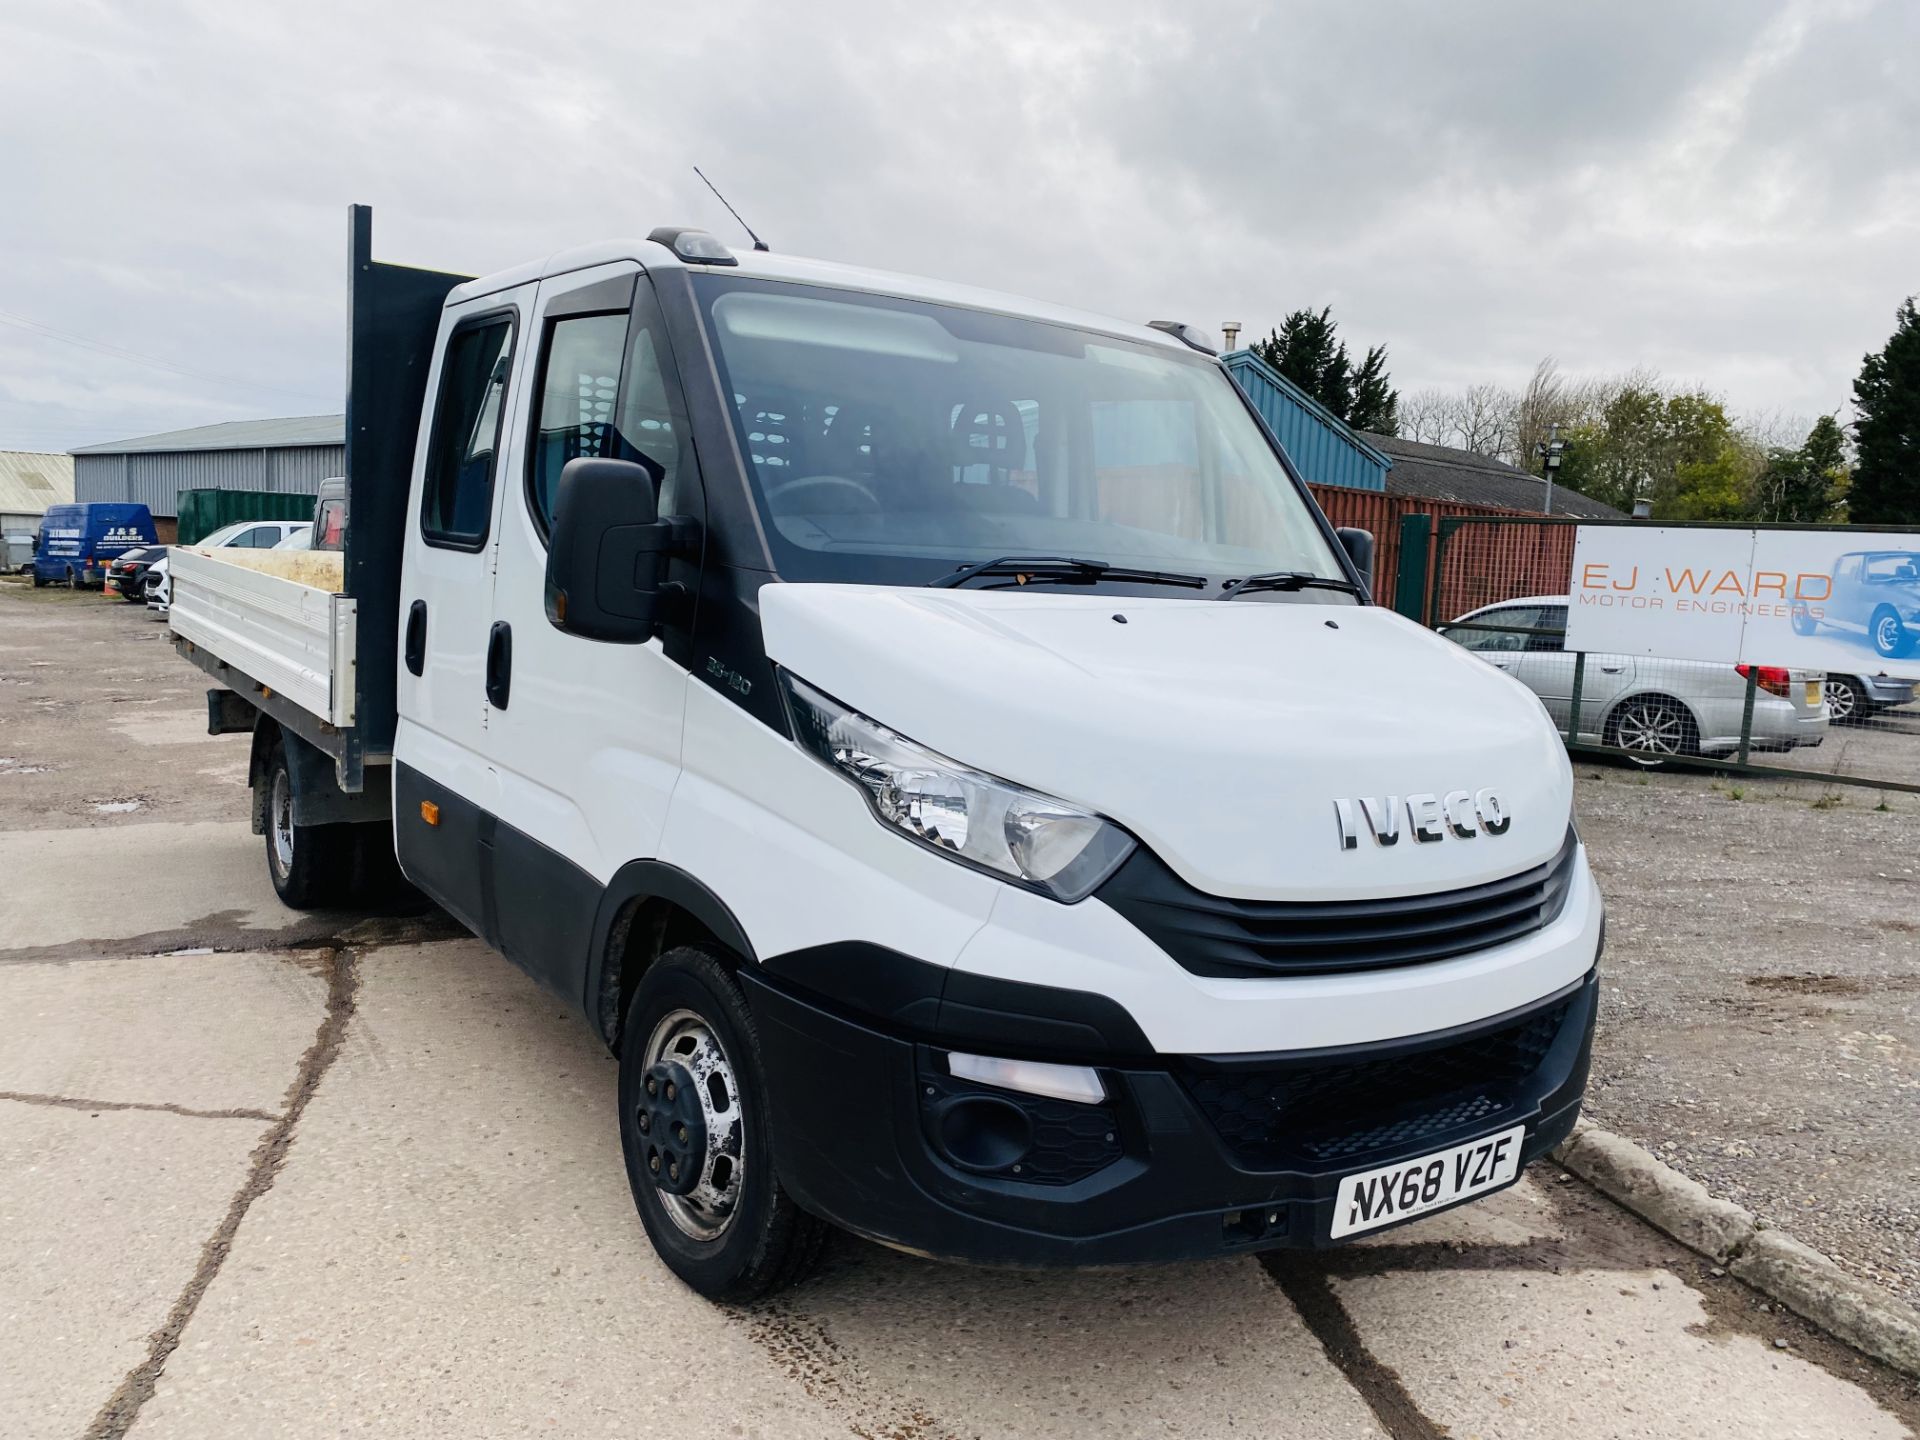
<box><xmin>1098</xmin><ymin>828</ymin><xmax>1580</xmax><ymax>979</ymax></box>
<box><xmin>1179</xmin><ymin>995</ymin><xmax>1571</xmax><ymax>1169</ymax></box>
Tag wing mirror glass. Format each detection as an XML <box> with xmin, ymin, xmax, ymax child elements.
<box><xmin>545</xmin><ymin>457</ymin><xmax>672</xmax><ymax>643</ymax></box>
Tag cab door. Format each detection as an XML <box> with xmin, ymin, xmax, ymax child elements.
<box><xmin>476</xmin><ymin>264</ymin><xmax>703</xmax><ymax>999</ymax></box>
<box><xmin>393</xmin><ymin>291</ymin><xmax>533</xmax><ymax>936</ymax></box>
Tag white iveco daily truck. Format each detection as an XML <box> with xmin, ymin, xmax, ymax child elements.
<box><xmin>170</xmin><ymin>207</ymin><xmax>1602</xmax><ymax>1300</ymax></box>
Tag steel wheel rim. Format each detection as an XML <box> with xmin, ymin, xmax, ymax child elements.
<box><xmin>1617</xmin><ymin>701</ymin><xmax>1684</xmax><ymax>756</ymax></box>
<box><xmin>1827</xmin><ymin>679</ymin><xmax>1856</xmax><ymax>722</ymax></box>
<box><xmin>270</xmin><ymin>770</ymin><xmax>295</xmax><ymax>876</ymax></box>
<box><xmin>640</xmin><ymin>1008</ymin><xmax>743</xmax><ymax>1241</ymax></box>
<box><xmin>1876</xmin><ymin>615</ymin><xmax>1901</xmax><ymax>654</ymax></box>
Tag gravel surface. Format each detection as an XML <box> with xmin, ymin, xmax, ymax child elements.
<box><xmin>1577</xmin><ymin>759</ymin><xmax>1920</xmax><ymax>1310</ymax></box>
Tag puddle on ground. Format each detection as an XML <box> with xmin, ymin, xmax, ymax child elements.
<box><xmin>90</xmin><ymin>798</ymin><xmax>144</xmax><ymax>814</ymax></box>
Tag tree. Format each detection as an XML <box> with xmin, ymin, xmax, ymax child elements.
<box><xmin>1850</xmin><ymin>297</ymin><xmax>1920</xmax><ymax>524</ymax></box>
<box><xmin>1558</xmin><ymin>384</ymin><xmax>1757</xmax><ymax>518</ymax></box>
<box><xmin>1349</xmin><ymin>344</ymin><xmax>1398</xmax><ymax>434</ymax></box>
<box><xmin>1253</xmin><ymin>307</ymin><xmax>1398</xmax><ymax>435</ymax></box>
<box><xmin>1750</xmin><ymin>415</ymin><xmax>1849</xmax><ymax>524</ymax></box>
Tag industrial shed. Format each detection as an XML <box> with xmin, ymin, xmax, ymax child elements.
<box><xmin>1</xmin><ymin>450</ymin><xmax>75</xmax><ymax>533</ymax></box>
<box><xmin>72</xmin><ymin>414</ymin><xmax>344</xmax><ymax>538</ymax></box>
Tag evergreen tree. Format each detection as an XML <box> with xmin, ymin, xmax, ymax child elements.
<box><xmin>1349</xmin><ymin>344</ymin><xmax>1399</xmax><ymax>434</ymax></box>
<box><xmin>1251</xmin><ymin>307</ymin><xmax>1398</xmax><ymax>435</ymax></box>
<box><xmin>1850</xmin><ymin>298</ymin><xmax>1920</xmax><ymax>525</ymax></box>
<box><xmin>1752</xmin><ymin>415</ymin><xmax>1848</xmax><ymax>523</ymax></box>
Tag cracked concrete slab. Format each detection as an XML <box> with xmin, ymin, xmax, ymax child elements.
<box><xmin>125</xmin><ymin>941</ymin><xmax>855</xmax><ymax>1440</ymax></box>
<box><xmin>0</xmin><ymin>1105</ymin><xmax>271</xmax><ymax>1440</ymax></box>
<box><xmin>1336</xmin><ymin>1263</ymin><xmax>1910</xmax><ymax>1439</ymax></box>
<box><xmin>0</xmin><ymin>951</ymin><xmax>325</xmax><ymax>1115</ymax></box>
<box><xmin>0</xmin><ymin>824</ymin><xmax>295</xmax><ymax>950</ymax></box>
<box><xmin>782</xmin><ymin>1244</ymin><xmax>1387</xmax><ymax>1438</ymax></box>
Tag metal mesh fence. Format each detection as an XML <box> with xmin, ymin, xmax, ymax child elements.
<box><xmin>1425</xmin><ymin>517</ymin><xmax>1920</xmax><ymax>792</ymax></box>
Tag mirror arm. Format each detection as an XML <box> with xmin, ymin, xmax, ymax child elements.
<box><xmin>662</xmin><ymin>514</ymin><xmax>701</xmax><ymax>560</ymax></box>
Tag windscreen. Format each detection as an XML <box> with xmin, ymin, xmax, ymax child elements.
<box><xmin>694</xmin><ymin>276</ymin><xmax>1346</xmax><ymax>591</ymax></box>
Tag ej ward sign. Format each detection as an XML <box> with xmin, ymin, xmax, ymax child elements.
<box><xmin>1564</xmin><ymin>526</ymin><xmax>1920</xmax><ymax>671</ymax></box>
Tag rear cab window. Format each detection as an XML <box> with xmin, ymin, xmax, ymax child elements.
<box><xmin>422</xmin><ymin>312</ymin><xmax>517</xmax><ymax>549</ymax></box>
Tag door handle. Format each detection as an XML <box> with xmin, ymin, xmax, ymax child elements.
<box><xmin>405</xmin><ymin>600</ymin><xmax>427</xmax><ymax>676</ymax></box>
<box><xmin>1600</xmin><ymin>665</ymin><xmax>1624</xmax><ymax>674</ymax></box>
<box><xmin>486</xmin><ymin>621</ymin><xmax>512</xmax><ymax>710</ymax></box>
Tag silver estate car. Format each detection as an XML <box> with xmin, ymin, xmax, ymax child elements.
<box><xmin>1442</xmin><ymin>595</ymin><xmax>1828</xmax><ymax>762</ymax></box>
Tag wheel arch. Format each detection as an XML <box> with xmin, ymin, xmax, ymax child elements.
<box><xmin>589</xmin><ymin>861</ymin><xmax>757</xmax><ymax>1053</ymax></box>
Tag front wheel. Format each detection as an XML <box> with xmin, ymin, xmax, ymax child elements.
<box><xmin>1826</xmin><ymin>675</ymin><xmax>1863</xmax><ymax>725</ymax></box>
<box><xmin>263</xmin><ymin>740</ymin><xmax>353</xmax><ymax>908</ymax></box>
<box><xmin>619</xmin><ymin>946</ymin><xmax>828</xmax><ymax>1302</ymax></box>
<box><xmin>1790</xmin><ymin>605</ymin><xmax>1818</xmax><ymax>637</ymax></box>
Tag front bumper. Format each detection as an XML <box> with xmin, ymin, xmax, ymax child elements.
<box><xmin>742</xmin><ymin>962</ymin><xmax>1597</xmax><ymax>1268</ymax></box>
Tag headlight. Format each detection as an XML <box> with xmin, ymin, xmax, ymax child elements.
<box><xmin>781</xmin><ymin>673</ymin><xmax>1135</xmax><ymax>902</ymax></box>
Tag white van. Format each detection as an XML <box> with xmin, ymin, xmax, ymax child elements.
<box><xmin>170</xmin><ymin>208</ymin><xmax>1603</xmax><ymax>1300</ymax></box>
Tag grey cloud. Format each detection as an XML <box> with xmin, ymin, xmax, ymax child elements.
<box><xmin>0</xmin><ymin>0</ymin><xmax>1913</xmax><ymax>452</ymax></box>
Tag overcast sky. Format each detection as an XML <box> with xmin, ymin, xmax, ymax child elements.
<box><xmin>2</xmin><ymin>0</ymin><xmax>1915</xmax><ymax>454</ymax></box>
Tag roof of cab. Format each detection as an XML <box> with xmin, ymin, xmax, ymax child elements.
<box><xmin>446</xmin><ymin>239</ymin><xmax>1190</xmax><ymax>354</ymax></box>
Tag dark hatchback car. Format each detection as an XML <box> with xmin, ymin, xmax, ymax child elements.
<box><xmin>104</xmin><ymin>545</ymin><xmax>168</xmax><ymax>601</ymax></box>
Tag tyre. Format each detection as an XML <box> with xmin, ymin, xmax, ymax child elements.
<box><xmin>1605</xmin><ymin>695</ymin><xmax>1698</xmax><ymax>767</ymax></box>
<box><xmin>1870</xmin><ymin>605</ymin><xmax>1911</xmax><ymax>660</ymax></box>
<box><xmin>1790</xmin><ymin>605</ymin><xmax>1818</xmax><ymax>637</ymax></box>
<box><xmin>66</xmin><ymin>569</ymin><xmax>79</xmax><ymax>590</ymax></box>
<box><xmin>31</xmin><ymin>571</ymin><xmax>46</xmax><ymax>588</ymax></box>
<box><xmin>1825</xmin><ymin>675</ymin><xmax>1863</xmax><ymax>725</ymax></box>
<box><xmin>262</xmin><ymin>739</ymin><xmax>353</xmax><ymax>909</ymax></box>
<box><xmin>619</xmin><ymin>945</ymin><xmax>828</xmax><ymax>1302</ymax></box>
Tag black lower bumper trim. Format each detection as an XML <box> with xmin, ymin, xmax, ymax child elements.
<box><xmin>742</xmin><ymin>965</ymin><xmax>1598</xmax><ymax>1269</ymax></box>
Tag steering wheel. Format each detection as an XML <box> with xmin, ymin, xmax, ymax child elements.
<box><xmin>764</xmin><ymin>473</ymin><xmax>880</xmax><ymax>514</ymax></box>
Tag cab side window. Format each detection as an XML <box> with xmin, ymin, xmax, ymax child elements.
<box><xmin>526</xmin><ymin>285</ymin><xmax>692</xmax><ymax>535</ymax></box>
<box><xmin>422</xmin><ymin>314</ymin><xmax>516</xmax><ymax>549</ymax></box>
<box><xmin>528</xmin><ymin>314</ymin><xmax>628</xmax><ymax>533</ymax></box>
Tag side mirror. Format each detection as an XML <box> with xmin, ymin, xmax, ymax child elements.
<box><xmin>545</xmin><ymin>457</ymin><xmax>671</xmax><ymax>643</ymax></box>
<box><xmin>1336</xmin><ymin>527</ymin><xmax>1375</xmax><ymax>591</ymax></box>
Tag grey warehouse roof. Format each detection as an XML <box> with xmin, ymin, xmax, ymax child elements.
<box><xmin>72</xmin><ymin>413</ymin><xmax>345</xmax><ymax>456</ymax></box>
<box><xmin>1361</xmin><ymin>432</ymin><xmax>1625</xmax><ymax>519</ymax></box>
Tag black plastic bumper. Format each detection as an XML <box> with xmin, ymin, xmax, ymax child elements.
<box><xmin>741</xmin><ymin>962</ymin><xmax>1597</xmax><ymax>1269</ymax></box>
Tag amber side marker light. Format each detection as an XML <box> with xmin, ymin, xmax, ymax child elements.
<box><xmin>420</xmin><ymin>800</ymin><xmax>440</xmax><ymax>826</ymax></box>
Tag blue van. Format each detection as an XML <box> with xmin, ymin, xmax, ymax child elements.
<box><xmin>31</xmin><ymin>503</ymin><xmax>160</xmax><ymax>588</ymax></box>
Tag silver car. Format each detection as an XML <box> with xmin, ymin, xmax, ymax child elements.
<box><xmin>1442</xmin><ymin>595</ymin><xmax>1828</xmax><ymax>762</ymax></box>
<box><xmin>1821</xmin><ymin>670</ymin><xmax>1917</xmax><ymax>725</ymax></box>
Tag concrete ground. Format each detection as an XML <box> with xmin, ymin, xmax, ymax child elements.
<box><xmin>5</xmin><ymin>578</ymin><xmax>1920</xmax><ymax>1439</ymax></box>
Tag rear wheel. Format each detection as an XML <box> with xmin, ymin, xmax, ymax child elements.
<box><xmin>1871</xmin><ymin>606</ymin><xmax>1911</xmax><ymax>660</ymax></box>
<box><xmin>263</xmin><ymin>740</ymin><xmax>353</xmax><ymax>909</ymax></box>
<box><xmin>1607</xmin><ymin>696</ymin><xmax>1697</xmax><ymax>767</ymax></box>
<box><xmin>1790</xmin><ymin>605</ymin><xmax>1818</xmax><ymax>637</ymax></box>
<box><xmin>618</xmin><ymin>946</ymin><xmax>828</xmax><ymax>1302</ymax></box>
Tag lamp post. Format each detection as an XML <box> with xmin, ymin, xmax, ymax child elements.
<box><xmin>1534</xmin><ymin>424</ymin><xmax>1565</xmax><ymax>516</ymax></box>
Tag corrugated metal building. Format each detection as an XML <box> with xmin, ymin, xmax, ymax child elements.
<box><xmin>1223</xmin><ymin>350</ymin><xmax>1391</xmax><ymax>491</ymax></box>
<box><xmin>71</xmin><ymin>414</ymin><xmax>345</xmax><ymax>522</ymax></box>
<box><xmin>1</xmin><ymin>450</ymin><xmax>76</xmax><ymax>532</ymax></box>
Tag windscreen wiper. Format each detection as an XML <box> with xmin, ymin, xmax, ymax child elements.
<box><xmin>1215</xmin><ymin>570</ymin><xmax>1366</xmax><ymax>601</ymax></box>
<box><xmin>930</xmin><ymin>555</ymin><xmax>1210</xmax><ymax>590</ymax></box>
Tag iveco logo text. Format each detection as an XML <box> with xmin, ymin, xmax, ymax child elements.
<box><xmin>1334</xmin><ymin>790</ymin><xmax>1511</xmax><ymax>849</ymax></box>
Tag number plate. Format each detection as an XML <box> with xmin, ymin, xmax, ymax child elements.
<box><xmin>1806</xmin><ymin>681</ymin><xmax>1821</xmax><ymax>706</ymax></box>
<box><xmin>1329</xmin><ymin>1125</ymin><xmax>1525</xmax><ymax>1239</ymax></box>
